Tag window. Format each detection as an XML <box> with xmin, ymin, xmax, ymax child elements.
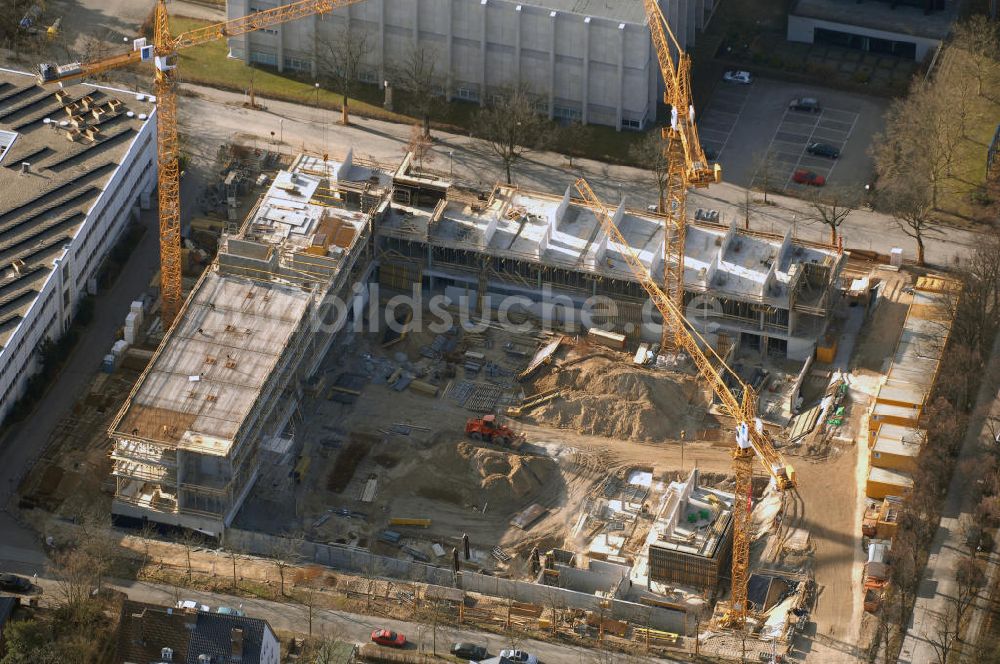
<box><xmin>554</xmin><ymin>105</ymin><xmax>582</xmax><ymax>121</ymax></box>
<box><xmin>284</xmin><ymin>57</ymin><xmax>312</xmax><ymax>72</ymax></box>
<box><xmin>250</xmin><ymin>51</ymin><xmax>278</xmax><ymax>66</ymax></box>
<box><xmin>455</xmin><ymin>86</ymin><xmax>480</xmax><ymax>101</ymax></box>
<box><xmin>621</xmin><ymin>118</ymin><xmax>642</xmax><ymax>130</ymax></box>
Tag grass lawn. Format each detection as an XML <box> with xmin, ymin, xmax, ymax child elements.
<box><xmin>168</xmin><ymin>16</ymin><xmax>649</xmax><ymax>165</ymax></box>
<box><xmin>935</xmin><ymin>47</ymin><xmax>1000</xmax><ymax>222</ymax></box>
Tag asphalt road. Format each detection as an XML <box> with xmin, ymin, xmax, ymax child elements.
<box><xmin>0</xmin><ymin>543</ymin><xmax>676</xmax><ymax>664</ymax></box>
<box><xmin>176</xmin><ymin>82</ymin><xmax>979</xmax><ymax>268</ymax></box>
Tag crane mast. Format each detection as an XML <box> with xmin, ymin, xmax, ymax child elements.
<box><xmin>573</xmin><ymin>177</ymin><xmax>795</xmax><ymax>628</ymax></box>
<box><xmin>642</xmin><ymin>0</ymin><xmax>719</xmax><ymax>352</ymax></box>
<box><xmin>37</xmin><ymin>0</ymin><xmax>366</xmax><ymax>324</ymax></box>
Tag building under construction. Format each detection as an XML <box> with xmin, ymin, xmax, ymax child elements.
<box><xmin>0</xmin><ymin>68</ymin><xmax>157</xmax><ymax>422</ymax></box>
<box><xmin>380</xmin><ymin>154</ymin><xmax>845</xmax><ymax>361</ymax></box>
<box><xmin>637</xmin><ymin>469</ymin><xmax>734</xmax><ymax>593</ymax></box>
<box><xmin>109</xmin><ymin>152</ymin><xmax>388</xmax><ymax>535</ymax></box>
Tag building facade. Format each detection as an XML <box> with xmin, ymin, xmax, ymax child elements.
<box><xmin>226</xmin><ymin>0</ymin><xmax>717</xmax><ymax>129</ymax></box>
<box><xmin>787</xmin><ymin>0</ymin><xmax>956</xmax><ymax>61</ymax></box>
<box><xmin>109</xmin><ymin>153</ymin><xmax>386</xmax><ymax>536</ymax></box>
<box><xmin>0</xmin><ymin>69</ymin><xmax>157</xmax><ymax>423</ymax></box>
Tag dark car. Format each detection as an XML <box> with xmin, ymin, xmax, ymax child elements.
<box><xmin>451</xmin><ymin>642</ymin><xmax>488</xmax><ymax>661</ymax></box>
<box><xmin>789</xmin><ymin>97</ymin><xmax>820</xmax><ymax>112</ymax></box>
<box><xmin>793</xmin><ymin>170</ymin><xmax>826</xmax><ymax>186</ymax></box>
<box><xmin>0</xmin><ymin>573</ymin><xmax>31</xmax><ymax>593</ymax></box>
<box><xmin>806</xmin><ymin>142</ymin><xmax>840</xmax><ymax>159</ymax></box>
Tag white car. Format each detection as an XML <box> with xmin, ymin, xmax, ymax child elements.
<box><xmin>723</xmin><ymin>70</ymin><xmax>752</xmax><ymax>84</ymax></box>
<box><xmin>176</xmin><ymin>600</ymin><xmax>210</xmax><ymax>612</ymax></box>
<box><xmin>499</xmin><ymin>650</ymin><xmax>538</xmax><ymax>664</ymax></box>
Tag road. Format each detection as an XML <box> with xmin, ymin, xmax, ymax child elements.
<box><xmin>898</xmin><ymin>329</ymin><xmax>1000</xmax><ymax>663</ymax></box>
<box><xmin>177</xmin><ymin>82</ymin><xmax>980</xmax><ymax>268</ymax></box>
<box><xmin>0</xmin><ymin>541</ymin><xmax>675</xmax><ymax>664</ymax></box>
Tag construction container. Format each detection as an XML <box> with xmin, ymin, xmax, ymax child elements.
<box><xmin>866</xmin><ymin>467</ymin><xmax>913</xmax><ymax>500</ymax></box>
<box><xmin>875</xmin><ymin>379</ymin><xmax>925</xmax><ymax>410</ymax></box>
<box><xmin>587</xmin><ymin>328</ymin><xmax>626</xmax><ymax>350</ymax></box>
<box><xmin>388</xmin><ymin>517</ymin><xmax>431</xmax><ymax>528</ymax></box>
<box><xmin>868</xmin><ymin>403</ymin><xmax>921</xmax><ymax>437</ymax></box>
<box><xmin>870</xmin><ymin>426</ymin><xmax>922</xmax><ymax>473</ymax></box>
<box><xmin>408</xmin><ymin>380</ymin><xmax>439</xmax><ymax>397</ymax></box>
<box><xmin>815</xmin><ymin>335</ymin><xmax>837</xmax><ymax>363</ymax></box>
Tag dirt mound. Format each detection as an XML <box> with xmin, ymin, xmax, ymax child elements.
<box><xmin>529</xmin><ymin>356</ymin><xmax>705</xmax><ymax>441</ymax></box>
<box><xmin>458</xmin><ymin>444</ymin><xmax>555</xmax><ymax>510</ymax></box>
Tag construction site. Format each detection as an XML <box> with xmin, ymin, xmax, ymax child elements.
<box><xmin>4</xmin><ymin>0</ymin><xmax>969</xmax><ymax>661</ymax></box>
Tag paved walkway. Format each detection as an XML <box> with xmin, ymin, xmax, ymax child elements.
<box><xmin>178</xmin><ymin>82</ymin><xmax>980</xmax><ymax>268</ymax></box>
<box><xmin>899</xmin><ymin>329</ymin><xmax>1000</xmax><ymax>663</ymax></box>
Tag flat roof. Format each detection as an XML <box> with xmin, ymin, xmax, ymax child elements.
<box><xmin>113</xmin><ymin>272</ymin><xmax>311</xmax><ymax>451</ymax></box>
<box><xmin>791</xmin><ymin>0</ymin><xmax>957</xmax><ymax>40</ymax></box>
<box><xmin>532</xmin><ymin>0</ymin><xmax>648</xmax><ymax>24</ymax></box>
<box><xmin>873</xmin><ymin>434</ymin><xmax>920</xmax><ymax>458</ymax></box>
<box><xmin>0</xmin><ymin>68</ymin><xmax>154</xmax><ymax>350</ymax></box>
<box><xmin>868</xmin><ymin>467</ymin><xmax>914</xmax><ymax>488</ymax></box>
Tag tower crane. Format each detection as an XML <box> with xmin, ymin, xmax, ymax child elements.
<box><xmin>574</xmin><ymin>177</ymin><xmax>795</xmax><ymax>629</ymax></box>
<box><xmin>37</xmin><ymin>0</ymin><xmax>365</xmax><ymax>325</ymax></box>
<box><xmin>643</xmin><ymin>0</ymin><xmax>720</xmax><ymax>351</ymax></box>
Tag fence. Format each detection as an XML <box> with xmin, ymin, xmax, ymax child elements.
<box><xmin>225</xmin><ymin>528</ymin><xmax>688</xmax><ymax>634</ymax></box>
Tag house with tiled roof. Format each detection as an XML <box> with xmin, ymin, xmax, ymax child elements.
<box><xmin>115</xmin><ymin>600</ymin><xmax>279</xmax><ymax>664</ymax></box>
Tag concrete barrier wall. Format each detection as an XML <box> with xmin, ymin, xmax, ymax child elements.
<box><xmin>225</xmin><ymin>528</ymin><xmax>688</xmax><ymax>634</ymax></box>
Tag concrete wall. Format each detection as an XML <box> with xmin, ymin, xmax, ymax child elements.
<box><xmin>226</xmin><ymin>0</ymin><xmax>703</xmax><ymax>129</ymax></box>
<box><xmin>0</xmin><ymin>104</ymin><xmax>157</xmax><ymax>422</ymax></box>
<box><xmin>226</xmin><ymin>528</ymin><xmax>689</xmax><ymax>633</ymax></box>
<box><xmin>787</xmin><ymin>14</ymin><xmax>938</xmax><ymax>61</ymax></box>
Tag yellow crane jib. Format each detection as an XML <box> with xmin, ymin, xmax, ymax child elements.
<box><xmin>573</xmin><ymin>177</ymin><xmax>795</xmax><ymax>629</ymax></box>
<box><xmin>36</xmin><ymin>0</ymin><xmax>366</xmax><ymax>325</ymax></box>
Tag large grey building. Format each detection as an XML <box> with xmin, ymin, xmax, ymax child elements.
<box><xmin>226</xmin><ymin>0</ymin><xmax>717</xmax><ymax>130</ymax></box>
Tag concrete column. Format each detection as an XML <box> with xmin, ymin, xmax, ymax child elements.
<box><xmin>311</xmin><ymin>13</ymin><xmax>319</xmax><ymax>79</ymax></box>
<box><xmin>616</xmin><ymin>23</ymin><xmax>625</xmax><ymax>131</ymax></box>
<box><xmin>581</xmin><ymin>17</ymin><xmax>591</xmax><ymax>124</ymax></box>
<box><xmin>686</xmin><ymin>0</ymin><xmax>697</xmax><ymax>45</ymax></box>
<box><xmin>378</xmin><ymin>0</ymin><xmax>386</xmax><ymax>83</ymax></box>
<box><xmin>238</xmin><ymin>0</ymin><xmax>251</xmax><ymax>64</ymax></box>
<box><xmin>548</xmin><ymin>11</ymin><xmax>557</xmax><ymax>119</ymax></box>
<box><xmin>277</xmin><ymin>0</ymin><xmax>286</xmax><ymax>72</ymax></box>
<box><xmin>480</xmin><ymin>0</ymin><xmax>488</xmax><ymax>105</ymax></box>
<box><xmin>514</xmin><ymin>4</ymin><xmax>522</xmax><ymax>88</ymax></box>
<box><xmin>446</xmin><ymin>0</ymin><xmax>454</xmax><ymax>97</ymax></box>
<box><xmin>413</xmin><ymin>0</ymin><xmax>420</xmax><ymax>43</ymax></box>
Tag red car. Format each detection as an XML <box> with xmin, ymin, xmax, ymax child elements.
<box><xmin>371</xmin><ymin>629</ymin><xmax>406</xmax><ymax>647</ymax></box>
<box><xmin>793</xmin><ymin>170</ymin><xmax>825</xmax><ymax>186</ymax></box>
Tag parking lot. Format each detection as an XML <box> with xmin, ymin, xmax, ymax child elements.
<box><xmin>697</xmin><ymin>76</ymin><xmax>887</xmax><ymax>195</ymax></box>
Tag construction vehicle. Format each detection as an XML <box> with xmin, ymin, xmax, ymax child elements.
<box><xmin>36</xmin><ymin>0</ymin><xmax>366</xmax><ymax>325</ymax></box>
<box><xmin>642</xmin><ymin>0</ymin><xmax>720</xmax><ymax>350</ymax></box>
<box><xmin>573</xmin><ymin>178</ymin><xmax>796</xmax><ymax>630</ymax></box>
<box><xmin>466</xmin><ymin>415</ymin><xmax>523</xmax><ymax>447</ymax></box>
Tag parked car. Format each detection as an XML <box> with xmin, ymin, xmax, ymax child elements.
<box><xmin>371</xmin><ymin>629</ymin><xmax>406</xmax><ymax>648</ymax></box>
<box><xmin>806</xmin><ymin>142</ymin><xmax>840</xmax><ymax>159</ymax></box>
<box><xmin>216</xmin><ymin>606</ymin><xmax>245</xmax><ymax>617</ymax></box>
<box><xmin>792</xmin><ymin>170</ymin><xmax>826</xmax><ymax>186</ymax></box>
<box><xmin>788</xmin><ymin>97</ymin><xmax>820</xmax><ymax>112</ymax></box>
<box><xmin>499</xmin><ymin>649</ymin><xmax>538</xmax><ymax>664</ymax></box>
<box><xmin>176</xmin><ymin>599</ymin><xmax>210</xmax><ymax>612</ymax></box>
<box><xmin>722</xmin><ymin>70</ymin><xmax>752</xmax><ymax>84</ymax></box>
<box><xmin>0</xmin><ymin>574</ymin><xmax>30</xmax><ymax>593</ymax></box>
<box><xmin>451</xmin><ymin>642</ymin><xmax>488</xmax><ymax>661</ymax></box>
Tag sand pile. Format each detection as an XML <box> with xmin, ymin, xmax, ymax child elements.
<box><xmin>458</xmin><ymin>443</ymin><xmax>555</xmax><ymax>510</ymax></box>
<box><xmin>529</xmin><ymin>356</ymin><xmax>704</xmax><ymax>441</ymax></box>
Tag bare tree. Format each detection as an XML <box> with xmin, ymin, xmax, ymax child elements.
<box><xmin>48</xmin><ymin>548</ymin><xmax>98</xmax><ymax>624</ymax></box>
<box><xmin>271</xmin><ymin>535</ymin><xmax>301</xmax><ymax>596</ymax></box>
<box><xmin>474</xmin><ymin>86</ymin><xmax>553</xmax><ymax>185</ymax></box>
<box><xmin>807</xmin><ymin>187</ymin><xmax>857</xmax><ymax>244</ymax></box>
<box><xmin>872</xmin><ymin>80</ymin><xmax>960</xmax><ymax>210</ymax></box>
<box><xmin>953</xmin><ymin>554</ymin><xmax>986</xmax><ymax>626</ymax></box>
<box><xmin>178</xmin><ymin>530</ymin><xmax>202</xmax><ymax>582</ymax></box>
<box><xmin>951</xmin><ymin>16</ymin><xmax>1000</xmax><ymax>98</ymax></box>
<box><xmin>404</xmin><ymin>124</ymin><xmax>435</xmax><ymax>172</ymax></box>
<box><xmin>752</xmin><ymin>149</ymin><xmax>784</xmax><ymax>204</ymax></box>
<box><xmin>928</xmin><ymin>608</ymin><xmax>960</xmax><ymax>664</ymax></box>
<box><xmin>737</xmin><ymin>188</ymin><xmax>757</xmax><ymax>230</ymax></box>
<box><xmin>137</xmin><ymin>521</ymin><xmax>158</xmax><ymax>571</ymax></box>
<box><xmin>629</xmin><ymin>131</ymin><xmax>669</xmax><ymax>213</ymax></box>
<box><xmin>316</xmin><ymin>23</ymin><xmax>370</xmax><ymax>126</ymax></box>
<box><xmin>885</xmin><ymin>183</ymin><xmax>939</xmax><ymax>266</ymax></box>
<box><xmin>391</xmin><ymin>43</ymin><xmax>444</xmax><ymax>138</ymax></box>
